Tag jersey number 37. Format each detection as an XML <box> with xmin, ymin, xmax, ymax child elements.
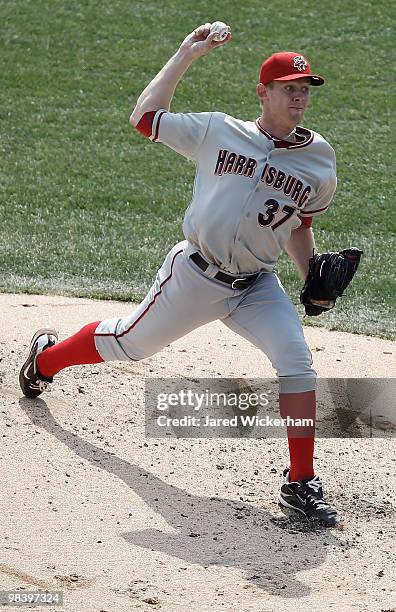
<box><xmin>258</xmin><ymin>198</ymin><xmax>295</xmax><ymax>230</ymax></box>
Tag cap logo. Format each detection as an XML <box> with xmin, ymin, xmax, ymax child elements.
<box><xmin>293</xmin><ymin>55</ymin><xmax>308</xmax><ymax>71</ymax></box>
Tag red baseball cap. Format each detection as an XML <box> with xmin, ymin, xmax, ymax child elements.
<box><xmin>259</xmin><ymin>52</ymin><xmax>324</xmax><ymax>86</ymax></box>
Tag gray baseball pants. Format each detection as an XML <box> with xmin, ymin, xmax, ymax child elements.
<box><xmin>94</xmin><ymin>241</ymin><xmax>316</xmax><ymax>393</ymax></box>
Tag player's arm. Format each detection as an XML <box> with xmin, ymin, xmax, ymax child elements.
<box><xmin>284</xmin><ymin>224</ymin><xmax>316</xmax><ymax>280</ymax></box>
<box><xmin>130</xmin><ymin>24</ymin><xmax>230</xmax><ymax>126</ymax></box>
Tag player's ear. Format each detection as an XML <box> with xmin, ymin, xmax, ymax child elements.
<box><xmin>257</xmin><ymin>82</ymin><xmax>268</xmax><ymax>105</ymax></box>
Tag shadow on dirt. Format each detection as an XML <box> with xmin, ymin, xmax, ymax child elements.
<box><xmin>19</xmin><ymin>397</ymin><xmax>346</xmax><ymax>598</ymax></box>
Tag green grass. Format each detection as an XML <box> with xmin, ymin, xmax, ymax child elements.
<box><xmin>1</xmin><ymin>0</ymin><xmax>395</xmax><ymax>338</ymax></box>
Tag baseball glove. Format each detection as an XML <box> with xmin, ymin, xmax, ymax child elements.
<box><xmin>300</xmin><ymin>248</ymin><xmax>363</xmax><ymax>316</ymax></box>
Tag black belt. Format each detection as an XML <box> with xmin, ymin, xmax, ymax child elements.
<box><xmin>190</xmin><ymin>252</ymin><xmax>259</xmax><ymax>290</ymax></box>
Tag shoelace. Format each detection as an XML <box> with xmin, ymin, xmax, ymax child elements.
<box><xmin>301</xmin><ymin>476</ymin><xmax>331</xmax><ymax>511</ymax></box>
<box><xmin>305</xmin><ymin>475</ymin><xmax>322</xmax><ymax>493</ymax></box>
<box><xmin>37</xmin><ymin>380</ymin><xmax>50</xmax><ymax>392</ymax></box>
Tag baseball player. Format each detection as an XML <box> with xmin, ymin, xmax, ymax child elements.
<box><xmin>20</xmin><ymin>24</ymin><xmax>342</xmax><ymax>525</ymax></box>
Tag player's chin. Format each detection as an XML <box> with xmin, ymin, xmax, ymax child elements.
<box><xmin>288</xmin><ymin>108</ymin><xmax>305</xmax><ymax>122</ymax></box>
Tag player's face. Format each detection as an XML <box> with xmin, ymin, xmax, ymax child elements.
<box><xmin>265</xmin><ymin>78</ymin><xmax>311</xmax><ymax>125</ymax></box>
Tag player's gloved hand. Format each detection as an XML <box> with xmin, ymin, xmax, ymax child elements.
<box><xmin>179</xmin><ymin>23</ymin><xmax>232</xmax><ymax>60</ymax></box>
<box><xmin>300</xmin><ymin>248</ymin><xmax>363</xmax><ymax>316</ymax></box>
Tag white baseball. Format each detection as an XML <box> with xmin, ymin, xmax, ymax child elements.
<box><xmin>210</xmin><ymin>21</ymin><xmax>230</xmax><ymax>42</ymax></box>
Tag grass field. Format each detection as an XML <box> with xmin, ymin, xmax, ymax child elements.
<box><xmin>1</xmin><ymin>0</ymin><xmax>395</xmax><ymax>338</ymax></box>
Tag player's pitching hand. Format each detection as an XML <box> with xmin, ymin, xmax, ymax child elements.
<box><xmin>179</xmin><ymin>22</ymin><xmax>232</xmax><ymax>60</ymax></box>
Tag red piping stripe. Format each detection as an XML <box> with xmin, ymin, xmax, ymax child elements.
<box><xmin>255</xmin><ymin>119</ymin><xmax>314</xmax><ymax>149</ymax></box>
<box><xmin>153</xmin><ymin>110</ymin><xmax>166</xmax><ymax>142</ymax></box>
<box><xmin>299</xmin><ymin>205</ymin><xmax>328</xmax><ymax>215</ymax></box>
<box><xmin>95</xmin><ymin>248</ymin><xmax>183</xmax><ymax>339</ymax></box>
<box><xmin>283</xmin><ymin>133</ymin><xmax>314</xmax><ymax>149</ymax></box>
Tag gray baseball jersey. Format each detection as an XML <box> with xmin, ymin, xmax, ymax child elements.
<box><xmin>147</xmin><ymin>110</ymin><xmax>337</xmax><ymax>275</ymax></box>
<box><xmin>94</xmin><ymin>108</ymin><xmax>337</xmax><ymax>390</ymax></box>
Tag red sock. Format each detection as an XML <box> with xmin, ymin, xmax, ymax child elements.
<box><xmin>279</xmin><ymin>390</ymin><xmax>316</xmax><ymax>482</ymax></box>
<box><xmin>36</xmin><ymin>321</ymin><xmax>104</xmax><ymax>378</ymax></box>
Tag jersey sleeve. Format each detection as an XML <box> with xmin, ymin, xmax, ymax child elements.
<box><xmin>135</xmin><ymin>109</ymin><xmax>213</xmax><ymax>161</ymax></box>
<box><xmin>299</xmin><ymin>145</ymin><xmax>337</xmax><ymax>218</ymax></box>
<box><xmin>299</xmin><ymin>172</ymin><xmax>337</xmax><ymax>218</ymax></box>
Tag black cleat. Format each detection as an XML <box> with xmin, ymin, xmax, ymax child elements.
<box><xmin>19</xmin><ymin>329</ymin><xmax>58</xmax><ymax>398</ymax></box>
<box><xmin>279</xmin><ymin>468</ymin><xmax>340</xmax><ymax>526</ymax></box>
